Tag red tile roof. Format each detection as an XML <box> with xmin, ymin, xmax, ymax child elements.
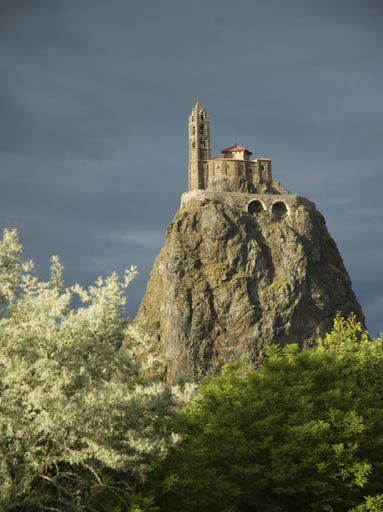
<box><xmin>211</xmin><ymin>157</ymin><xmax>253</xmax><ymax>162</ymax></box>
<box><xmin>221</xmin><ymin>145</ymin><xmax>253</xmax><ymax>155</ymax></box>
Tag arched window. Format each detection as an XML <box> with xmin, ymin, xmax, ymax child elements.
<box><xmin>272</xmin><ymin>201</ymin><xmax>288</xmax><ymax>218</ymax></box>
<box><xmin>248</xmin><ymin>200</ymin><xmax>264</xmax><ymax>215</ymax></box>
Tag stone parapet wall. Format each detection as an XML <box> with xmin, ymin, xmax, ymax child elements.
<box><xmin>180</xmin><ymin>189</ymin><xmax>316</xmax><ymax>215</ymax></box>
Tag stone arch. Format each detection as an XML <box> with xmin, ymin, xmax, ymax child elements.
<box><xmin>248</xmin><ymin>200</ymin><xmax>265</xmax><ymax>215</ymax></box>
<box><xmin>272</xmin><ymin>201</ymin><xmax>288</xmax><ymax>218</ymax></box>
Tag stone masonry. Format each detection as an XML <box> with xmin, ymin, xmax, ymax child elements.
<box><xmin>187</xmin><ymin>100</ymin><xmax>315</xmax><ymax>217</ymax></box>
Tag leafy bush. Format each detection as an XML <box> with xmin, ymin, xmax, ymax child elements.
<box><xmin>0</xmin><ymin>229</ymin><xmax>183</xmax><ymax>511</ymax></box>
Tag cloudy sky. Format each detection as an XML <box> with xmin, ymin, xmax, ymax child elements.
<box><xmin>1</xmin><ymin>0</ymin><xmax>382</xmax><ymax>335</ymax></box>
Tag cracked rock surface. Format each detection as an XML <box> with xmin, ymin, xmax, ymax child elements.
<box><xmin>136</xmin><ymin>199</ymin><xmax>364</xmax><ymax>382</ymax></box>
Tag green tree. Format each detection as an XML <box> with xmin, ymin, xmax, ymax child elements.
<box><xmin>350</xmin><ymin>494</ymin><xmax>383</xmax><ymax>511</ymax></box>
<box><xmin>151</xmin><ymin>314</ymin><xmax>383</xmax><ymax>512</ymax></box>
<box><xmin>0</xmin><ymin>229</ymin><xmax>183</xmax><ymax>511</ymax></box>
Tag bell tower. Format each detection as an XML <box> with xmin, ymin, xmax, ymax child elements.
<box><xmin>188</xmin><ymin>100</ymin><xmax>211</xmax><ymax>190</ymax></box>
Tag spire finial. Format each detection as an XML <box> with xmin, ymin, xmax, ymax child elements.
<box><xmin>194</xmin><ymin>98</ymin><xmax>202</xmax><ymax>111</ymax></box>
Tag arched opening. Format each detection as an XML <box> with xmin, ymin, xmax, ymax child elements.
<box><xmin>248</xmin><ymin>200</ymin><xmax>264</xmax><ymax>215</ymax></box>
<box><xmin>272</xmin><ymin>201</ymin><xmax>288</xmax><ymax>218</ymax></box>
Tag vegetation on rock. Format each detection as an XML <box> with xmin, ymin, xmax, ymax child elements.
<box><xmin>137</xmin><ymin>200</ymin><xmax>364</xmax><ymax>381</ymax></box>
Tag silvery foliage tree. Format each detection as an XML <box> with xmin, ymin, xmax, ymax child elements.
<box><xmin>0</xmin><ymin>229</ymin><xmax>185</xmax><ymax>511</ymax></box>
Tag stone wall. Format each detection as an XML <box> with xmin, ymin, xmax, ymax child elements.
<box><xmin>180</xmin><ymin>189</ymin><xmax>316</xmax><ymax>216</ymax></box>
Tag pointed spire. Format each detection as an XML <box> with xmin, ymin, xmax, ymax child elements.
<box><xmin>193</xmin><ymin>98</ymin><xmax>202</xmax><ymax>112</ymax></box>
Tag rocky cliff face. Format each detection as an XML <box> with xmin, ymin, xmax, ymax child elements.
<box><xmin>136</xmin><ymin>197</ymin><xmax>364</xmax><ymax>382</ymax></box>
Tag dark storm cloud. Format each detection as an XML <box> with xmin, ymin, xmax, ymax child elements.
<box><xmin>0</xmin><ymin>0</ymin><xmax>382</xmax><ymax>335</ymax></box>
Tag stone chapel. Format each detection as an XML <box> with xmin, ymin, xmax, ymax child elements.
<box><xmin>183</xmin><ymin>100</ymin><xmax>314</xmax><ymax>216</ymax></box>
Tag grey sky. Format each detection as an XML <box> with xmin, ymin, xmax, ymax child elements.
<box><xmin>0</xmin><ymin>0</ymin><xmax>382</xmax><ymax>335</ymax></box>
